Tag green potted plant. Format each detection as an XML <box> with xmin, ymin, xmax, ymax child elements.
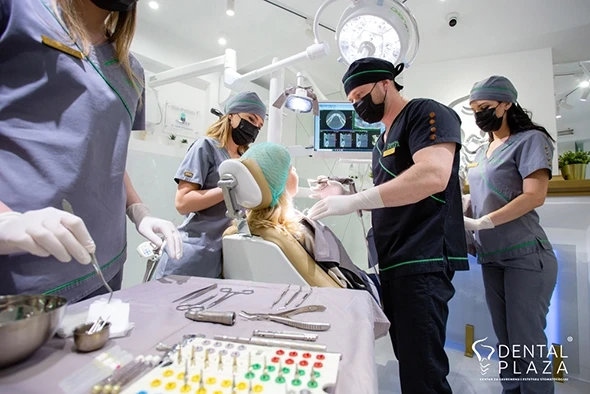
<box><xmin>168</xmin><ymin>133</ymin><xmax>177</xmax><ymax>146</ymax></box>
<box><xmin>181</xmin><ymin>138</ymin><xmax>188</xmax><ymax>145</ymax></box>
<box><xmin>558</xmin><ymin>150</ymin><xmax>590</xmax><ymax>180</ymax></box>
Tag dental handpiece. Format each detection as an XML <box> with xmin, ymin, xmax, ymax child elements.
<box><xmin>185</xmin><ymin>310</ymin><xmax>236</xmax><ymax>326</ymax></box>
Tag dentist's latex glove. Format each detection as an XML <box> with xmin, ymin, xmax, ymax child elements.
<box><xmin>308</xmin><ymin>187</ymin><xmax>384</xmax><ymax>221</ymax></box>
<box><xmin>0</xmin><ymin>208</ymin><xmax>94</xmax><ymax>264</ymax></box>
<box><xmin>463</xmin><ymin>215</ymin><xmax>495</xmax><ymax>231</ymax></box>
<box><xmin>462</xmin><ymin>194</ymin><xmax>471</xmax><ymax>214</ymax></box>
<box><xmin>127</xmin><ymin>203</ymin><xmax>182</xmax><ymax>259</ymax></box>
<box><xmin>309</xmin><ymin>175</ymin><xmax>350</xmax><ymax>199</ymax></box>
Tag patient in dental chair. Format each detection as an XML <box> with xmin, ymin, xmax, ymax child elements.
<box><xmin>224</xmin><ymin>142</ymin><xmax>379</xmax><ymax>302</ymax></box>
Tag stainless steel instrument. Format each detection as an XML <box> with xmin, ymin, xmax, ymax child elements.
<box><xmin>270</xmin><ymin>284</ymin><xmax>290</xmax><ymax>308</ymax></box>
<box><xmin>214</xmin><ymin>335</ymin><xmax>327</xmax><ymax>352</ymax></box>
<box><xmin>159</xmin><ymin>334</ymin><xmax>199</xmax><ymax>367</ymax></box>
<box><xmin>207</xmin><ymin>288</ymin><xmax>254</xmax><ymax>308</ymax></box>
<box><xmin>173</xmin><ymin>283</ymin><xmax>218</xmax><ymax>303</ymax></box>
<box><xmin>175</xmin><ymin>294</ymin><xmax>217</xmax><ymax>312</ymax></box>
<box><xmin>252</xmin><ymin>330</ymin><xmax>318</xmax><ymax>342</ymax></box>
<box><xmin>139</xmin><ymin>240</ymin><xmax>167</xmax><ymax>283</ymax></box>
<box><xmin>283</xmin><ymin>285</ymin><xmax>303</xmax><ymax>307</ymax></box>
<box><xmin>62</xmin><ymin>199</ymin><xmax>113</xmax><ymax>303</ymax></box>
<box><xmin>239</xmin><ymin>305</ymin><xmax>330</xmax><ymax>331</ymax></box>
<box><xmin>184</xmin><ymin>311</ymin><xmax>235</xmax><ymax>326</ymax></box>
<box><xmin>174</xmin><ymin>284</ymin><xmax>218</xmax><ymax>312</ymax></box>
<box><xmin>294</xmin><ymin>287</ymin><xmax>313</xmax><ymax>307</ymax></box>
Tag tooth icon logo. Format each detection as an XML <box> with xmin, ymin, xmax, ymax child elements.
<box><xmin>472</xmin><ymin>337</ymin><xmax>496</xmax><ymax>375</ymax></box>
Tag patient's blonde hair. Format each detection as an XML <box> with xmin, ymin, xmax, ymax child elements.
<box><xmin>206</xmin><ymin>115</ymin><xmax>249</xmax><ymax>155</ymax></box>
<box><xmin>244</xmin><ymin>194</ymin><xmax>303</xmax><ymax>239</ymax></box>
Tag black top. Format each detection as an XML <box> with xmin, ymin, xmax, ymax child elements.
<box><xmin>371</xmin><ymin>99</ymin><xmax>469</xmax><ymax>280</ymax></box>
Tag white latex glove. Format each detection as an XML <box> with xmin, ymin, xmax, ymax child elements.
<box><xmin>309</xmin><ymin>176</ymin><xmax>350</xmax><ymax>200</ymax></box>
<box><xmin>462</xmin><ymin>194</ymin><xmax>471</xmax><ymax>214</ymax></box>
<box><xmin>307</xmin><ymin>187</ymin><xmax>384</xmax><ymax>221</ymax></box>
<box><xmin>0</xmin><ymin>208</ymin><xmax>94</xmax><ymax>264</ymax></box>
<box><xmin>463</xmin><ymin>215</ymin><xmax>495</xmax><ymax>231</ymax></box>
<box><xmin>127</xmin><ymin>203</ymin><xmax>182</xmax><ymax>260</ymax></box>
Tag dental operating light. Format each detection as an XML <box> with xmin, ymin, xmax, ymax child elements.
<box><xmin>313</xmin><ymin>0</ymin><xmax>420</xmax><ymax>66</ymax></box>
<box><xmin>273</xmin><ymin>73</ymin><xmax>319</xmax><ymax>115</ymax></box>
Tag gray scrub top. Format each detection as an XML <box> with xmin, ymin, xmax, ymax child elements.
<box><xmin>467</xmin><ymin>130</ymin><xmax>554</xmax><ymax>265</ymax></box>
<box><xmin>0</xmin><ymin>0</ymin><xmax>144</xmax><ymax>301</ymax></box>
<box><xmin>154</xmin><ymin>137</ymin><xmax>231</xmax><ymax>279</ymax></box>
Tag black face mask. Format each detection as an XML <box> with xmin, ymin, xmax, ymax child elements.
<box><xmin>89</xmin><ymin>0</ymin><xmax>137</xmax><ymax>12</ymax></box>
<box><xmin>353</xmin><ymin>83</ymin><xmax>386</xmax><ymax>124</ymax></box>
<box><xmin>231</xmin><ymin>117</ymin><xmax>260</xmax><ymax>146</ymax></box>
<box><xmin>474</xmin><ymin>107</ymin><xmax>504</xmax><ymax>132</ymax></box>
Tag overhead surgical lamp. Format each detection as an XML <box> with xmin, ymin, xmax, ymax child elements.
<box><xmin>272</xmin><ymin>73</ymin><xmax>319</xmax><ymax>115</ymax></box>
<box><xmin>226</xmin><ymin>0</ymin><xmax>235</xmax><ymax>16</ymax></box>
<box><xmin>312</xmin><ymin>0</ymin><xmax>420</xmax><ymax>66</ymax></box>
<box><xmin>559</xmin><ymin>99</ymin><xmax>574</xmax><ymax>110</ymax></box>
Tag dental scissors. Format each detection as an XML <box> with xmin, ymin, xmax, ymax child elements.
<box><xmin>207</xmin><ymin>288</ymin><xmax>254</xmax><ymax>309</ymax></box>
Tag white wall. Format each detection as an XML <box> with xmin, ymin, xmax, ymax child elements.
<box><xmin>403</xmin><ymin>48</ymin><xmax>559</xmax><ymax>172</ymax></box>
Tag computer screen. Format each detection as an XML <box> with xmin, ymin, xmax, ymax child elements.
<box><xmin>314</xmin><ymin>102</ymin><xmax>385</xmax><ymax>152</ymax></box>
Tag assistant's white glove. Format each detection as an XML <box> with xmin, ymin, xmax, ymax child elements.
<box><xmin>463</xmin><ymin>215</ymin><xmax>495</xmax><ymax>231</ymax></box>
<box><xmin>127</xmin><ymin>203</ymin><xmax>182</xmax><ymax>260</ymax></box>
<box><xmin>309</xmin><ymin>176</ymin><xmax>350</xmax><ymax>200</ymax></box>
<box><xmin>0</xmin><ymin>208</ymin><xmax>94</xmax><ymax>264</ymax></box>
<box><xmin>462</xmin><ymin>194</ymin><xmax>471</xmax><ymax>214</ymax></box>
<box><xmin>307</xmin><ymin>187</ymin><xmax>384</xmax><ymax>221</ymax></box>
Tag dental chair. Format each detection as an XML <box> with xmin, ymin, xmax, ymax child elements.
<box><xmin>218</xmin><ymin>159</ymin><xmax>341</xmax><ymax>288</ymax></box>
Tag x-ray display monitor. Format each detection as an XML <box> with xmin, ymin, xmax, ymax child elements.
<box><xmin>314</xmin><ymin>102</ymin><xmax>385</xmax><ymax>152</ymax></box>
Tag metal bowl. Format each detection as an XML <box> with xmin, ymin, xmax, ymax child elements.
<box><xmin>73</xmin><ymin>322</ymin><xmax>110</xmax><ymax>352</ymax></box>
<box><xmin>0</xmin><ymin>294</ymin><xmax>68</xmax><ymax>368</ymax></box>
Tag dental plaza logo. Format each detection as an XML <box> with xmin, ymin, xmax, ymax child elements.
<box><xmin>472</xmin><ymin>337</ymin><xmax>569</xmax><ymax>381</ymax></box>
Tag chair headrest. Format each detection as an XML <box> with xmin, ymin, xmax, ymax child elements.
<box><xmin>218</xmin><ymin>159</ymin><xmax>273</xmax><ymax>209</ymax></box>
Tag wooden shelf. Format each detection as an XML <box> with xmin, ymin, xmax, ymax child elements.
<box><xmin>464</xmin><ymin>177</ymin><xmax>590</xmax><ymax>197</ymax></box>
<box><xmin>545</xmin><ymin>178</ymin><xmax>590</xmax><ymax>197</ymax></box>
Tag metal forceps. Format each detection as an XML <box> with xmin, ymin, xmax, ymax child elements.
<box><xmin>174</xmin><ymin>284</ymin><xmax>218</xmax><ymax>312</ymax></box>
<box><xmin>239</xmin><ymin>305</ymin><xmax>330</xmax><ymax>331</ymax></box>
<box><xmin>207</xmin><ymin>288</ymin><xmax>253</xmax><ymax>308</ymax></box>
<box><xmin>62</xmin><ymin>199</ymin><xmax>113</xmax><ymax>303</ymax></box>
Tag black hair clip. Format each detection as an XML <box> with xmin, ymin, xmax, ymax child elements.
<box><xmin>210</xmin><ymin>108</ymin><xmax>223</xmax><ymax>118</ymax></box>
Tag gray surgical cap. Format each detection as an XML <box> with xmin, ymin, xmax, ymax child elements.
<box><xmin>224</xmin><ymin>91</ymin><xmax>267</xmax><ymax>120</ymax></box>
<box><xmin>469</xmin><ymin>75</ymin><xmax>518</xmax><ymax>103</ymax></box>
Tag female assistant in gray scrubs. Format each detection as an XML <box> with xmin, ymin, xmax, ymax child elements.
<box><xmin>465</xmin><ymin>76</ymin><xmax>558</xmax><ymax>394</ymax></box>
<box><xmin>154</xmin><ymin>92</ymin><xmax>266</xmax><ymax>279</ymax></box>
<box><xmin>0</xmin><ymin>0</ymin><xmax>181</xmax><ymax>302</ymax></box>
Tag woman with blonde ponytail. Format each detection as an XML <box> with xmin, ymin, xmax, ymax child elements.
<box><xmin>0</xmin><ymin>0</ymin><xmax>181</xmax><ymax>302</ymax></box>
<box><xmin>153</xmin><ymin>91</ymin><xmax>266</xmax><ymax>279</ymax></box>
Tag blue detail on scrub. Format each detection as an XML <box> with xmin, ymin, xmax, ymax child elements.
<box><xmin>371</xmin><ymin>99</ymin><xmax>468</xmax><ymax>280</ymax></box>
<box><xmin>0</xmin><ymin>0</ymin><xmax>145</xmax><ymax>302</ymax></box>
<box><xmin>154</xmin><ymin>137</ymin><xmax>231</xmax><ymax>279</ymax></box>
<box><xmin>467</xmin><ymin>130</ymin><xmax>555</xmax><ymax>264</ymax></box>
<box><xmin>468</xmin><ymin>130</ymin><xmax>558</xmax><ymax>393</ymax></box>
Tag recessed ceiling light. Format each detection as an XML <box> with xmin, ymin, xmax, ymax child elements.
<box><xmin>580</xmin><ymin>80</ymin><xmax>590</xmax><ymax>88</ymax></box>
<box><xmin>218</xmin><ymin>37</ymin><xmax>227</xmax><ymax>46</ymax></box>
<box><xmin>149</xmin><ymin>1</ymin><xmax>159</xmax><ymax>10</ymax></box>
<box><xmin>226</xmin><ymin>0</ymin><xmax>235</xmax><ymax>16</ymax></box>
